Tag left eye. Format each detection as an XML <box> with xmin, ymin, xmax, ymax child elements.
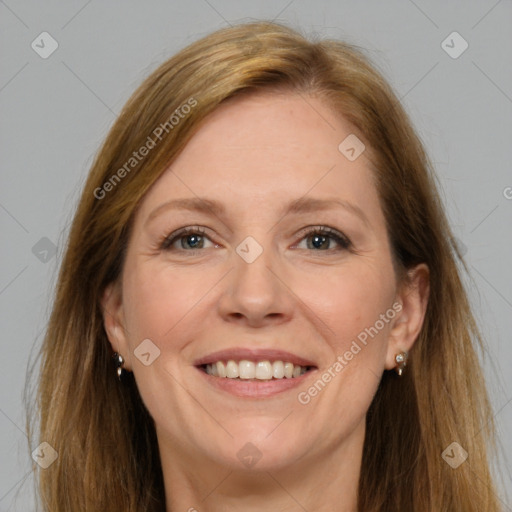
<box><xmin>293</xmin><ymin>227</ymin><xmax>351</xmax><ymax>251</ymax></box>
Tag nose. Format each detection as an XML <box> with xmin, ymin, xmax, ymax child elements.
<box><xmin>217</xmin><ymin>241</ymin><xmax>294</xmax><ymax>328</ymax></box>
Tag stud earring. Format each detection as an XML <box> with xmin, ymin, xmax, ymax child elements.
<box><xmin>112</xmin><ymin>352</ymin><xmax>124</xmax><ymax>381</ymax></box>
<box><xmin>394</xmin><ymin>351</ymin><xmax>408</xmax><ymax>376</ymax></box>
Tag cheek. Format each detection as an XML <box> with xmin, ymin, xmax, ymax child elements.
<box><xmin>298</xmin><ymin>262</ymin><xmax>396</xmax><ymax>357</ymax></box>
<box><xmin>119</xmin><ymin>262</ymin><xmax>213</xmax><ymax>419</ymax></box>
<box><xmin>294</xmin><ymin>268</ymin><xmax>396</xmax><ymax>438</ymax></box>
<box><xmin>122</xmin><ymin>260</ymin><xmax>213</xmax><ymax>343</ymax></box>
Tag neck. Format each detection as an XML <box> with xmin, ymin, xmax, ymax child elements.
<box><xmin>159</xmin><ymin>420</ymin><xmax>364</xmax><ymax>512</ymax></box>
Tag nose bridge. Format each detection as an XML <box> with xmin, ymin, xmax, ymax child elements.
<box><xmin>233</xmin><ymin>234</ymin><xmax>278</xmax><ymax>302</ymax></box>
<box><xmin>218</xmin><ymin>233</ymin><xmax>293</xmax><ymax>324</ymax></box>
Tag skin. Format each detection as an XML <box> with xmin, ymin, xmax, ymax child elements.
<box><xmin>102</xmin><ymin>91</ymin><xmax>429</xmax><ymax>512</ymax></box>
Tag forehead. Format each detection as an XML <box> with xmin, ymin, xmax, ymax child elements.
<box><xmin>136</xmin><ymin>91</ymin><xmax>382</xmax><ymax>224</ymax></box>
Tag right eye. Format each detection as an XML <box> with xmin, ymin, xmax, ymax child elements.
<box><xmin>160</xmin><ymin>226</ymin><xmax>217</xmax><ymax>252</ymax></box>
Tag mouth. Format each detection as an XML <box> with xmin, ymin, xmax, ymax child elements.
<box><xmin>194</xmin><ymin>348</ymin><xmax>318</xmax><ymax>398</ymax></box>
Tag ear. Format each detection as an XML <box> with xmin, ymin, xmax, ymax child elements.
<box><xmin>385</xmin><ymin>263</ymin><xmax>430</xmax><ymax>370</ymax></box>
<box><xmin>101</xmin><ymin>281</ymin><xmax>132</xmax><ymax>371</ymax></box>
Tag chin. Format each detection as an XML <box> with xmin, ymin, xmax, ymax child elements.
<box><xmin>213</xmin><ymin>420</ymin><xmax>309</xmax><ymax>470</ymax></box>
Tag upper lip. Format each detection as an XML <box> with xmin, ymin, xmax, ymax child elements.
<box><xmin>193</xmin><ymin>347</ymin><xmax>317</xmax><ymax>367</ymax></box>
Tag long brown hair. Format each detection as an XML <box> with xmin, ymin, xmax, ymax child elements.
<box><xmin>26</xmin><ymin>21</ymin><xmax>502</xmax><ymax>511</ymax></box>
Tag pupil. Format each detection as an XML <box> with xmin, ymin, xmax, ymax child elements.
<box><xmin>186</xmin><ymin>235</ymin><xmax>201</xmax><ymax>248</ymax></box>
<box><xmin>311</xmin><ymin>235</ymin><xmax>327</xmax><ymax>249</ymax></box>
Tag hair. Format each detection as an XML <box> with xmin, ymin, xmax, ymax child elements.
<box><xmin>26</xmin><ymin>20</ymin><xmax>502</xmax><ymax>511</ymax></box>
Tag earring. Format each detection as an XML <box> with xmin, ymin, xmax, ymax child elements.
<box><xmin>112</xmin><ymin>352</ymin><xmax>124</xmax><ymax>381</ymax></box>
<box><xmin>394</xmin><ymin>351</ymin><xmax>408</xmax><ymax>376</ymax></box>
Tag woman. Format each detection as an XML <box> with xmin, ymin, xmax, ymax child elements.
<box><xmin>27</xmin><ymin>20</ymin><xmax>502</xmax><ymax>511</ymax></box>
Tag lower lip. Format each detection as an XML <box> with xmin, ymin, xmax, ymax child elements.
<box><xmin>196</xmin><ymin>367</ymin><xmax>317</xmax><ymax>398</ymax></box>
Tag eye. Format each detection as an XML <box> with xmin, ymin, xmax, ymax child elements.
<box><xmin>159</xmin><ymin>225</ymin><xmax>351</xmax><ymax>253</ymax></box>
<box><xmin>293</xmin><ymin>226</ymin><xmax>351</xmax><ymax>252</ymax></box>
<box><xmin>160</xmin><ymin>226</ymin><xmax>217</xmax><ymax>251</ymax></box>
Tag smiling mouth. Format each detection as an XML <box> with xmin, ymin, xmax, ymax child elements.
<box><xmin>198</xmin><ymin>360</ymin><xmax>316</xmax><ymax>380</ymax></box>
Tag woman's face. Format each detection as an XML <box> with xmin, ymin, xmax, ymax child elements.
<box><xmin>104</xmin><ymin>91</ymin><xmax>421</xmax><ymax>473</ymax></box>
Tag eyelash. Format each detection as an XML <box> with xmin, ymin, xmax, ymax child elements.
<box><xmin>159</xmin><ymin>225</ymin><xmax>352</xmax><ymax>253</ymax></box>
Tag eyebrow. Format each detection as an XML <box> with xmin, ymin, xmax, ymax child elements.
<box><xmin>145</xmin><ymin>196</ymin><xmax>370</xmax><ymax>227</ymax></box>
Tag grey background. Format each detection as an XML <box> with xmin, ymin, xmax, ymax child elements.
<box><xmin>1</xmin><ymin>0</ymin><xmax>511</xmax><ymax>509</ymax></box>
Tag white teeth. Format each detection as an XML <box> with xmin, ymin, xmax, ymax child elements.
<box><xmin>284</xmin><ymin>362</ymin><xmax>294</xmax><ymax>378</ymax></box>
<box><xmin>239</xmin><ymin>360</ymin><xmax>255</xmax><ymax>379</ymax></box>
<box><xmin>204</xmin><ymin>360</ymin><xmax>310</xmax><ymax>380</ymax></box>
<box><xmin>225</xmin><ymin>360</ymin><xmax>239</xmax><ymax>378</ymax></box>
<box><xmin>255</xmin><ymin>361</ymin><xmax>273</xmax><ymax>380</ymax></box>
<box><xmin>273</xmin><ymin>361</ymin><xmax>284</xmax><ymax>379</ymax></box>
<box><xmin>216</xmin><ymin>361</ymin><xmax>226</xmax><ymax>378</ymax></box>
